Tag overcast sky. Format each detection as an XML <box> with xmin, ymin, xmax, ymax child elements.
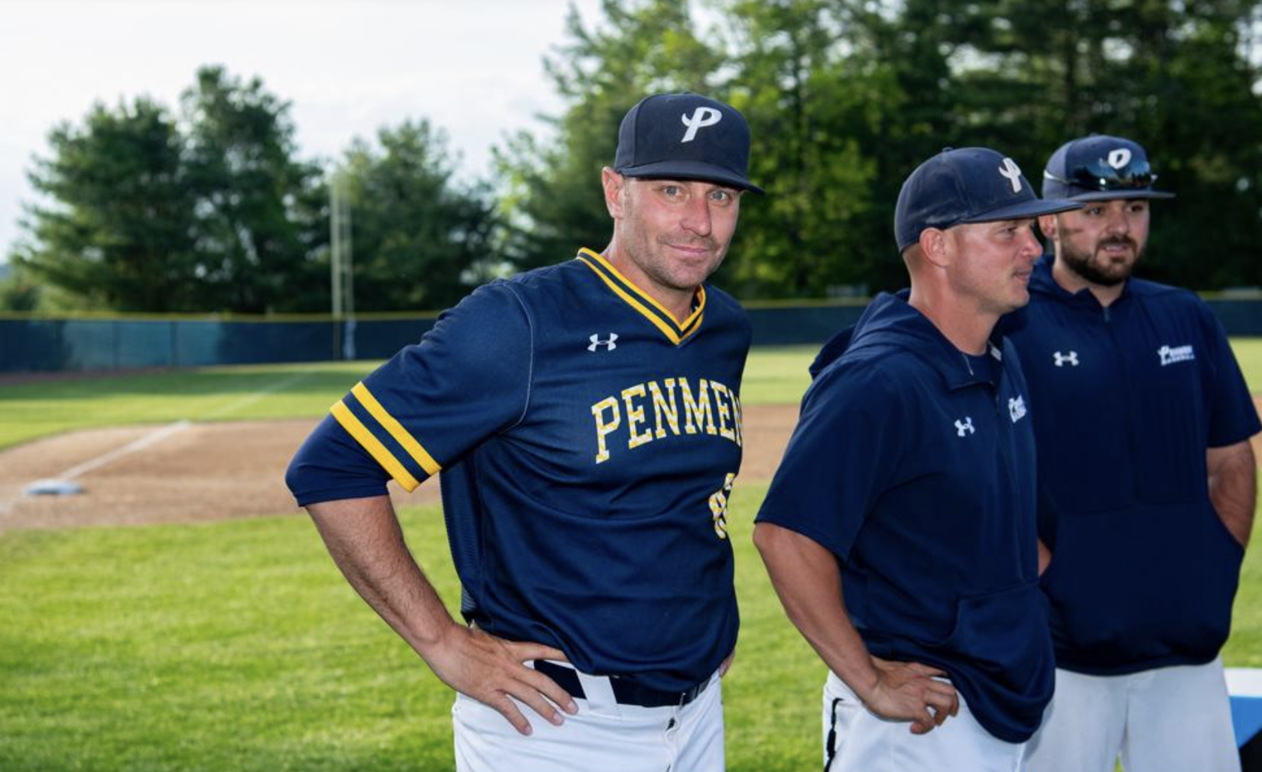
<box><xmin>0</xmin><ymin>0</ymin><xmax>606</xmax><ymax>263</ymax></box>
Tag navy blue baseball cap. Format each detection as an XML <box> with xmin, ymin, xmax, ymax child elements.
<box><xmin>614</xmin><ymin>93</ymin><xmax>763</xmax><ymax>194</ymax></box>
<box><xmin>895</xmin><ymin>147</ymin><xmax>1080</xmax><ymax>252</ymax></box>
<box><xmin>1042</xmin><ymin>135</ymin><xmax>1175</xmax><ymax>202</ymax></box>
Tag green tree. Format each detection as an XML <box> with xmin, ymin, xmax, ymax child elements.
<box><xmin>17</xmin><ymin>67</ymin><xmax>330</xmax><ymax>313</ymax></box>
<box><xmin>503</xmin><ymin>0</ymin><xmax>1262</xmax><ymax>296</ymax></box>
<box><xmin>180</xmin><ymin>66</ymin><xmax>328</xmax><ymax>312</ymax></box>
<box><xmin>721</xmin><ymin>0</ymin><xmax>881</xmax><ymax>297</ymax></box>
<box><xmin>17</xmin><ymin>98</ymin><xmax>199</xmax><ymax>311</ymax></box>
<box><xmin>339</xmin><ymin>120</ymin><xmax>497</xmax><ymax>312</ymax></box>
<box><xmin>942</xmin><ymin>0</ymin><xmax>1262</xmax><ymax>288</ymax></box>
<box><xmin>0</xmin><ymin>261</ymin><xmax>40</xmax><ymax>312</ymax></box>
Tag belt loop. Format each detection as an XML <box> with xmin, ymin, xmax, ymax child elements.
<box><xmin>576</xmin><ymin>670</ymin><xmax>621</xmax><ymax>717</ymax></box>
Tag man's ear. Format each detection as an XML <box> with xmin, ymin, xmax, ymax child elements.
<box><xmin>601</xmin><ymin>167</ymin><xmax>626</xmax><ymax>219</ymax></box>
<box><xmin>918</xmin><ymin>227</ymin><xmax>951</xmax><ymax>269</ymax></box>
<box><xmin>1038</xmin><ymin>214</ymin><xmax>1058</xmax><ymax>241</ymax></box>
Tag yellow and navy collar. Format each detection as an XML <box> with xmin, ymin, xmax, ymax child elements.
<box><xmin>575</xmin><ymin>248</ymin><xmax>705</xmax><ymax>345</ymax></box>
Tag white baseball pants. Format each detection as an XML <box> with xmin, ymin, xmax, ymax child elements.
<box><xmin>453</xmin><ymin>667</ymin><xmax>724</xmax><ymax>772</ymax></box>
<box><xmin>1024</xmin><ymin>657</ymin><xmax>1240</xmax><ymax>772</ymax></box>
<box><xmin>822</xmin><ymin>670</ymin><xmax>1026</xmax><ymax>772</ymax></box>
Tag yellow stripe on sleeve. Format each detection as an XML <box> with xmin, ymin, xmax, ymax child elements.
<box><xmin>351</xmin><ymin>383</ymin><xmax>443</xmax><ymax>476</ymax></box>
<box><xmin>330</xmin><ymin>400</ymin><xmax>421</xmax><ymax>492</ymax></box>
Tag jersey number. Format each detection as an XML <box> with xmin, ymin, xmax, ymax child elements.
<box><xmin>708</xmin><ymin>473</ymin><xmax>736</xmax><ymax>540</ymax></box>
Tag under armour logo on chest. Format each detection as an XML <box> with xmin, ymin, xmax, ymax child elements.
<box><xmin>681</xmin><ymin>107</ymin><xmax>722</xmax><ymax>142</ymax></box>
<box><xmin>998</xmin><ymin>157</ymin><xmax>1023</xmax><ymax>193</ymax></box>
<box><xmin>955</xmin><ymin>417</ymin><xmax>976</xmax><ymax>437</ymax></box>
<box><xmin>588</xmin><ymin>333</ymin><xmax>618</xmax><ymax>352</ymax></box>
<box><xmin>1054</xmin><ymin>351</ymin><xmax>1079</xmax><ymax>367</ymax></box>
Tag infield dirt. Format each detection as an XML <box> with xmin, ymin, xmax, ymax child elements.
<box><xmin>8</xmin><ymin>397</ymin><xmax>1261</xmax><ymax>532</ymax></box>
<box><xmin>0</xmin><ymin>405</ymin><xmax>799</xmax><ymax>530</ymax></box>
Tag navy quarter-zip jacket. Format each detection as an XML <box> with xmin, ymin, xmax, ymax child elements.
<box><xmin>1003</xmin><ymin>256</ymin><xmax>1259</xmax><ymax>675</ymax></box>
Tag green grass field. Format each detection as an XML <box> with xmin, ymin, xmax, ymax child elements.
<box><xmin>0</xmin><ymin>489</ymin><xmax>821</xmax><ymax>772</ymax></box>
<box><xmin>0</xmin><ymin>363</ymin><xmax>372</xmax><ymax>451</ymax></box>
<box><xmin>0</xmin><ymin>347</ymin><xmax>820</xmax><ymax>451</ymax></box>
<box><xmin>1</xmin><ymin>342</ymin><xmax>1261</xmax><ymax>770</ymax></box>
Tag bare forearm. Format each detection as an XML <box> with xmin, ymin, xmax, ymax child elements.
<box><xmin>307</xmin><ymin>495</ymin><xmax>576</xmax><ymax>734</ymax></box>
<box><xmin>1208</xmin><ymin>441</ymin><xmax>1257</xmax><ymax>548</ymax></box>
<box><xmin>753</xmin><ymin>521</ymin><xmax>958</xmax><ymax>732</ymax></box>
<box><xmin>308</xmin><ymin>496</ymin><xmax>457</xmax><ymax>655</ymax></box>
<box><xmin>753</xmin><ymin>523</ymin><xmax>878</xmax><ymax>693</ymax></box>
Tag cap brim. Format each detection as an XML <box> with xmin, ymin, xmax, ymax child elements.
<box><xmin>618</xmin><ymin>160</ymin><xmax>765</xmax><ymax>195</ymax></box>
<box><xmin>1061</xmin><ymin>190</ymin><xmax>1176</xmax><ymax>202</ymax></box>
<box><xmin>959</xmin><ymin>198</ymin><xmax>1082</xmax><ymax>224</ymax></box>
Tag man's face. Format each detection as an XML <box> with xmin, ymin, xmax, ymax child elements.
<box><xmin>944</xmin><ymin>219</ymin><xmax>1043</xmax><ymax>315</ymax></box>
<box><xmin>606</xmin><ymin>173</ymin><xmax>743</xmax><ymax>295</ymax></box>
<box><xmin>1047</xmin><ymin>199</ymin><xmax>1151</xmax><ymax>286</ymax></box>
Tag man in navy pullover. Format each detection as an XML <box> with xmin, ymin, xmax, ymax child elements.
<box><xmin>1008</xmin><ymin>135</ymin><xmax>1260</xmax><ymax>772</ymax></box>
<box><xmin>755</xmin><ymin>148</ymin><xmax>1077</xmax><ymax>770</ymax></box>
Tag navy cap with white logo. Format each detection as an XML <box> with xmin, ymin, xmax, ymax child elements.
<box><xmin>1042</xmin><ymin>135</ymin><xmax>1175</xmax><ymax>202</ymax></box>
<box><xmin>614</xmin><ymin>93</ymin><xmax>763</xmax><ymax>194</ymax></box>
<box><xmin>895</xmin><ymin>147</ymin><xmax>1080</xmax><ymax>252</ymax></box>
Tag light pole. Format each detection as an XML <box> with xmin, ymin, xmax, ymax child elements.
<box><xmin>330</xmin><ymin>171</ymin><xmax>355</xmax><ymax>360</ymax></box>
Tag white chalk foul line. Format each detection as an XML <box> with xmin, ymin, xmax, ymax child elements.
<box><xmin>5</xmin><ymin>369</ymin><xmax>318</xmax><ymax>511</ymax></box>
<box><xmin>55</xmin><ymin>369</ymin><xmax>315</xmax><ymax>478</ymax></box>
<box><xmin>55</xmin><ymin>420</ymin><xmax>192</xmax><ymax>481</ymax></box>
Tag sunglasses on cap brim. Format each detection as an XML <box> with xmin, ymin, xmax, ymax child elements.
<box><xmin>1043</xmin><ymin>159</ymin><xmax>1158</xmax><ymax>191</ymax></box>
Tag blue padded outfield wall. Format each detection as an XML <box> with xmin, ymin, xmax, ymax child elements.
<box><xmin>3</xmin><ymin>296</ymin><xmax>1262</xmax><ymax>374</ymax></box>
<box><xmin>0</xmin><ymin>316</ymin><xmax>439</xmax><ymax>373</ymax></box>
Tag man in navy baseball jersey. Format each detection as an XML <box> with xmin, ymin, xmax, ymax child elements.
<box><xmin>754</xmin><ymin>148</ymin><xmax>1077</xmax><ymax>770</ymax></box>
<box><xmin>285</xmin><ymin>92</ymin><xmax>761</xmax><ymax>772</ymax></box>
<box><xmin>1006</xmin><ymin>135</ymin><xmax>1260</xmax><ymax>772</ymax></box>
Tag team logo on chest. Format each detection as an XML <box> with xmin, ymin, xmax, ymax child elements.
<box><xmin>590</xmin><ymin>377</ymin><xmax>742</xmax><ymax>463</ymax></box>
<box><xmin>1008</xmin><ymin>396</ymin><xmax>1028</xmax><ymax>423</ymax></box>
<box><xmin>1157</xmin><ymin>344</ymin><xmax>1195</xmax><ymax>366</ymax></box>
<box><xmin>588</xmin><ymin>333</ymin><xmax>619</xmax><ymax>352</ymax></box>
<box><xmin>955</xmin><ymin>417</ymin><xmax>976</xmax><ymax>437</ymax></box>
<box><xmin>1053</xmin><ymin>350</ymin><xmax>1079</xmax><ymax>367</ymax></box>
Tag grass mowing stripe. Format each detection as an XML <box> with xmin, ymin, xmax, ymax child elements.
<box><xmin>199</xmin><ymin>370</ymin><xmax>317</xmax><ymax>419</ymax></box>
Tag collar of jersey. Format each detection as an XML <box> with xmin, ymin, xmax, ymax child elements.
<box><xmin>575</xmin><ymin>248</ymin><xmax>705</xmax><ymax>345</ymax></box>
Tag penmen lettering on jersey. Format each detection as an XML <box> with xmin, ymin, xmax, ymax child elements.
<box><xmin>591</xmin><ymin>376</ymin><xmax>743</xmax><ymax>463</ymax></box>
